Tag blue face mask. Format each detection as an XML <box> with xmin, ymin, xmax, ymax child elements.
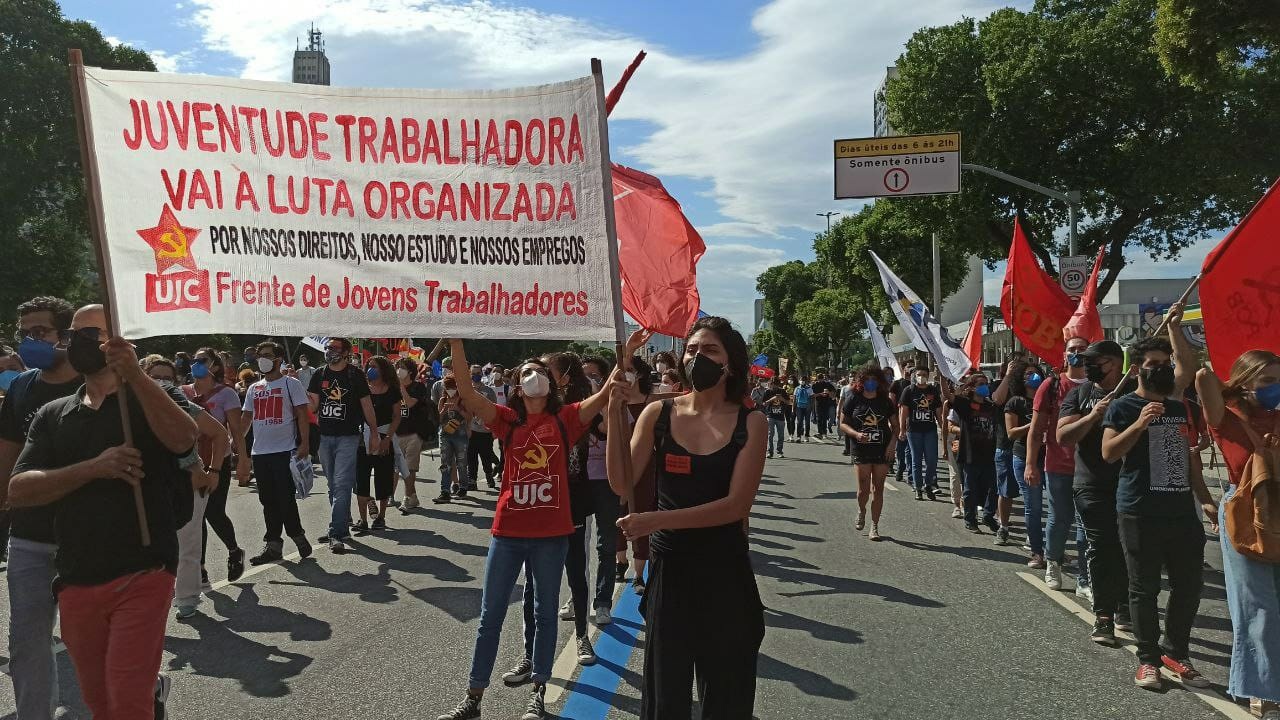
<box><xmin>1026</xmin><ymin>373</ymin><xmax>1043</xmax><ymax>390</ymax></box>
<box><xmin>1255</xmin><ymin>383</ymin><xmax>1280</xmax><ymax>410</ymax></box>
<box><xmin>975</xmin><ymin>384</ymin><xmax>992</xmax><ymax>398</ymax></box>
<box><xmin>191</xmin><ymin>360</ymin><xmax>210</xmax><ymax>379</ymax></box>
<box><xmin>472</xmin><ymin>374</ymin><xmax>482</xmax><ymax>383</ymax></box>
<box><xmin>863</xmin><ymin>379</ymin><xmax>879</xmax><ymax>393</ymax></box>
<box><xmin>0</xmin><ymin>370</ymin><xmax>21</xmax><ymax>391</ymax></box>
<box><xmin>17</xmin><ymin>336</ymin><xmax>57</xmax><ymax>370</ymax></box>
<box><xmin>1067</xmin><ymin>352</ymin><xmax>1085</xmax><ymax>368</ymax></box>
<box><xmin>367</xmin><ymin>368</ymin><xmax>379</xmax><ymax>382</ymax></box>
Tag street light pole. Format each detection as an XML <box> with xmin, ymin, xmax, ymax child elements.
<box><xmin>961</xmin><ymin>163</ymin><xmax>1081</xmax><ymax>256</ymax></box>
<box><xmin>816</xmin><ymin>211</ymin><xmax>840</xmax><ymax>234</ymax></box>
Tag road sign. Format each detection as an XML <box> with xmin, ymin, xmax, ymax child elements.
<box><xmin>834</xmin><ymin>132</ymin><xmax>961</xmax><ymax>199</ymax></box>
<box><xmin>1057</xmin><ymin>254</ymin><xmax>1090</xmax><ymax>297</ymax></box>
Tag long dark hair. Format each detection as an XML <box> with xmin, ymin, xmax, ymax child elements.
<box><xmin>545</xmin><ymin>351</ymin><xmax>592</xmax><ymax>404</ymax></box>
<box><xmin>195</xmin><ymin>346</ymin><xmax>226</xmax><ymax>384</ymax></box>
<box><xmin>630</xmin><ymin>356</ymin><xmax>654</xmax><ymax>396</ymax></box>
<box><xmin>368</xmin><ymin>355</ymin><xmax>395</xmax><ymax>387</ymax></box>
<box><xmin>680</xmin><ymin>316</ymin><xmax>748</xmax><ymax>403</ymax></box>
<box><xmin>508</xmin><ymin>357</ymin><xmax>563</xmax><ymax>424</ymax></box>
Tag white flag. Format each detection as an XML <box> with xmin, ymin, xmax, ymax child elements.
<box><xmin>301</xmin><ymin>336</ymin><xmax>331</xmax><ymax>352</ymax></box>
<box><xmin>863</xmin><ymin>311</ymin><xmax>901</xmax><ymax>378</ymax></box>
<box><xmin>869</xmin><ymin>251</ymin><xmax>971</xmax><ymax>384</ymax></box>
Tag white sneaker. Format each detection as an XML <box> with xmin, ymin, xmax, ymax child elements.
<box><xmin>328</xmin><ymin>538</ymin><xmax>346</xmax><ymax>553</ymax></box>
<box><xmin>1044</xmin><ymin>561</ymin><xmax>1063</xmax><ymax>590</ymax></box>
<box><xmin>593</xmin><ymin>606</ymin><xmax>612</xmax><ymax>625</ymax></box>
<box><xmin>855</xmin><ymin>511</ymin><xmax>866</xmax><ymax>531</ymax></box>
<box><xmin>1075</xmin><ymin>582</ymin><xmax>1094</xmax><ymax>603</ymax></box>
<box><xmin>403</xmin><ymin>494</ymin><xmax>420</xmax><ymax>509</ymax></box>
<box><xmin>559</xmin><ymin>600</ymin><xmax>574</xmax><ymax>620</ymax></box>
<box><xmin>951</xmin><ymin>507</ymin><xmax>963</xmax><ymax>519</ymax></box>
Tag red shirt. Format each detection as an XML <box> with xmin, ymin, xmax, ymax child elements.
<box><xmin>1209</xmin><ymin>404</ymin><xmax>1280</xmax><ymax>485</ymax></box>
<box><xmin>486</xmin><ymin>402</ymin><xmax>588</xmax><ymax>538</ymax></box>
<box><xmin>1033</xmin><ymin>374</ymin><xmax>1087</xmax><ymax>475</ymax></box>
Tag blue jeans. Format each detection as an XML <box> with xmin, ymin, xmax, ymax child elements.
<box><xmin>1046</xmin><ymin>471</ymin><xmax>1088</xmax><ymax>580</ymax></box>
<box><xmin>767</xmin><ymin>417</ymin><xmax>786</xmax><ymax>454</ymax></box>
<box><xmin>7</xmin><ymin>538</ymin><xmax>62</xmax><ymax>719</ymax></box>
<box><xmin>1012</xmin><ymin>454</ymin><xmax>1044</xmax><ymax>555</ymax></box>
<box><xmin>906</xmin><ymin>429</ymin><xmax>939</xmax><ymax>490</ymax></box>
<box><xmin>896</xmin><ymin>435</ymin><xmax>911</xmax><ymax>475</ymax></box>
<box><xmin>795</xmin><ymin>405</ymin><xmax>811</xmax><ymax>437</ymax></box>
<box><xmin>317</xmin><ymin>434</ymin><xmax>359</xmax><ymax>541</ymax></box>
<box><xmin>439</xmin><ymin>432</ymin><xmax>469</xmax><ymax>491</ymax></box>
<box><xmin>1219</xmin><ymin>486</ymin><xmax>1280</xmax><ymax>701</ymax></box>
<box><xmin>469</xmin><ymin>535</ymin><xmax>569</xmax><ymax>688</ymax></box>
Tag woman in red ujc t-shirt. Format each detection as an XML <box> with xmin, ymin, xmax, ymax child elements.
<box><xmin>440</xmin><ymin>339</ymin><xmax>613</xmax><ymax>715</ymax></box>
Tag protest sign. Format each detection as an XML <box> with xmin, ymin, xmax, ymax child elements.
<box><xmin>72</xmin><ymin>60</ymin><xmax>621</xmax><ymax>341</ymax></box>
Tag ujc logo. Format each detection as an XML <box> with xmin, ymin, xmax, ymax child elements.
<box><xmin>145</xmin><ymin>270</ymin><xmax>211</xmax><ymax>312</ymax></box>
<box><xmin>137</xmin><ymin>205</ymin><xmax>210</xmax><ymax>313</ymax></box>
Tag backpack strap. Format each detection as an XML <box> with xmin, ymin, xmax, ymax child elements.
<box><xmin>6</xmin><ymin>369</ymin><xmax>41</xmax><ymax>418</ymax></box>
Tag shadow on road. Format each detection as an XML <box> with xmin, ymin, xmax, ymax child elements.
<box><xmin>751</xmin><ymin>550</ymin><xmax>944</xmax><ymax>608</ymax></box>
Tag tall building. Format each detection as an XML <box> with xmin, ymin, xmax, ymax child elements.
<box><xmin>873</xmin><ymin>66</ymin><xmax>899</xmax><ymax>138</ymax></box>
<box><xmin>292</xmin><ymin>25</ymin><xmax>330</xmax><ymax>85</ymax></box>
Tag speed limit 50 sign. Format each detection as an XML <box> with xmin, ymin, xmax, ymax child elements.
<box><xmin>1058</xmin><ymin>255</ymin><xmax>1091</xmax><ymax>297</ymax></box>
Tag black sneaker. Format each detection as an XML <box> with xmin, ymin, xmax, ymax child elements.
<box><xmin>226</xmin><ymin>548</ymin><xmax>245</xmax><ymax>582</ymax></box>
<box><xmin>487</xmin><ymin>479</ymin><xmax>498</xmax><ymax>490</ymax></box>
<box><xmin>352</xmin><ymin>520</ymin><xmax>370</xmax><ymax>536</ymax></box>
<box><xmin>576</xmin><ymin>634</ymin><xmax>597</xmax><ymax>665</ymax></box>
<box><xmin>915</xmin><ymin>489</ymin><xmax>925</xmax><ymax>501</ymax></box>
<box><xmin>634</xmin><ymin>578</ymin><xmax>646</xmax><ymax>596</ymax></box>
<box><xmin>502</xmin><ymin>656</ymin><xmax>533</xmax><ymax>686</ymax></box>
<box><xmin>965</xmin><ymin>521</ymin><xmax>981</xmax><ymax>533</ymax></box>
<box><xmin>841</xmin><ymin>449</ymin><xmax>850</xmax><ymax>456</ymax></box>
<box><xmin>433</xmin><ymin>492</ymin><xmax>451</xmax><ymax>504</ymax></box>
<box><xmin>293</xmin><ymin>535</ymin><xmax>313</xmax><ymax>559</ymax></box>
<box><xmin>995</xmin><ymin>527</ymin><xmax>1010</xmax><ymax>546</ymax></box>
<box><xmin>767</xmin><ymin>451</ymin><xmax>774</xmax><ymax>458</ymax></box>
<box><xmin>436</xmin><ymin>692</ymin><xmax>481</xmax><ymax>720</ymax></box>
<box><xmin>154</xmin><ymin>673</ymin><xmax>171</xmax><ymax>720</ymax></box>
<box><xmin>615</xmin><ymin>561</ymin><xmax>627</xmax><ymax>583</ymax></box>
<box><xmin>926</xmin><ymin>487</ymin><xmax>938</xmax><ymax>501</ymax></box>
<box><xmin>982</xmin><ymin>515</ymin><xmax>1000</xmax><ymax>533</ymax></box>
<box><xmin>456</xmin><ymin>487</ymin><xmax>470</xmax><ymax>499</ymax></box>
<box><xmin>371</xmin><ymin>516</ymin><xmax>386</xmax><ymax>531</ymax></box>
<box><xmin>1091</xmin><ymin>617</ymin><xmax>1117</xmax><ymax>646</ymax></box>
<box><xmin>249</xmin><ymin>544</ymin><xmax>283</xmax><ymax>566</ymax></box>
<box><xmin>522</xmin><ymin>684</ymin><xmax>546</xmax><ymax>720</ymax></box>
<box><xmin>1115</xmin><ymin>612</ymin><xmax>1134</xmax><ymax>632</ymax></box>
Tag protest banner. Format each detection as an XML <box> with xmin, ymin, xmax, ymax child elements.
<box><xmin>71</xmin><ymin>56</ymin><xmax>624</xmax><ymax>342</ymax></box>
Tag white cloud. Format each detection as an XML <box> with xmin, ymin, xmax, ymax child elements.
<box><xmin>696</xmin><ymin>242</ymin><xmax>787</xmax><ymax>331</ymax></box>
<box><xmin>696</xmin><ymin>222</ymin><xmax>784</xmax><ymax>239</ymax></box>
<box><xmin>103</xmin><ymin>35</ymin><xmax>192</xmax><ymax>73</ymax></box>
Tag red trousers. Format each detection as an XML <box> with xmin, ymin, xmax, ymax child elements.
<box><xmin>58</xmin><ymin>569</ymin><xmax>174</xmax><ymax>720</ymax></box>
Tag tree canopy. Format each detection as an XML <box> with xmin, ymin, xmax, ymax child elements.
<box><xmin>1154</xmin><ymin>0</ymin><xmax>1280</xmax><ymax>88</ymax></box>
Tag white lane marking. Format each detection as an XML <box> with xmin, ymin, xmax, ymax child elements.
<box><xmin>1015</xmin><ymin>572</ymin><xmax>1253</xmax><ymax>720</ymax></box>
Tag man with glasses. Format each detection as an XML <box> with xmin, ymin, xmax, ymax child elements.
<box><xmin>0</xmin><ymin>296</ymin><xmax>83</xmax><ymax>719</ymax></box>
<box><xmin>307</xmin><ymin>338</ymin><xmax>378</xmax><ymax>553</ymax></box>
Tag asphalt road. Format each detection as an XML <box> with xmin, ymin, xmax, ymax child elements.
<box><xmin>0</xmin><ymin>435</ymin><xmax>1252</xmax><ymax>720</ymax></box>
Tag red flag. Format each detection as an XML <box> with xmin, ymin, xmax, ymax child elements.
<box><xmin>605</xmin><ymin>51</ymin><xmax>647</xmax><ymax>116</ymax></box>
<box><xmin>1200</xmin><ymin>179</ymin><xmax>1280</xmax><ymax>372</ymax></box>
<box><xmin>613</xmin><ymin>164</ymin><xmax>705</xmax><ymax>337</ymax></box>
<box><xmin>1000</xmin><ymin>218</ymin><xmax>1076</xmax><ymax>362</ymax></box>
<box><xmin>961</xmin><ymin>299</ymin><xmax>983</xmax><ymax>370</ymax></box>
<box><xmin>1063</xmin><ymin>250</ymin><xmax>1106</xmax><ymax>344</ymax></box>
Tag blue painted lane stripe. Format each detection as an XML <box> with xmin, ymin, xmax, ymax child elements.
<box><xmin>558</xmin><ymin>585</ymin><xmax>644</xmax><ymax>719</ymax></box>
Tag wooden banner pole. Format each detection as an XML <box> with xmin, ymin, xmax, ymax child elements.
<box><xmin>67</xmin><ymin>49</ymin><xmax>151</xmax><ymax>546</ymax></box>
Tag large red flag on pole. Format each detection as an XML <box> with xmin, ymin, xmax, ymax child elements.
<box><xmin>1000</xmin><ymin>218</ymin><xmax>1076</xmax><ymax>362</ymax></box>
<box><xmin>1200</xmin><ymin>179</ymin><xmax>1280</xmax><ymax>372</ymax></box>
<box><xmin>1062</xmin><ymin>249</ymin><xmax>1106</xmax><ymax>343</ymax></box>
<box><xmin>961</xmin><ymin>299</ymin><xmax>983</xmax><ymax>370</ymax></box>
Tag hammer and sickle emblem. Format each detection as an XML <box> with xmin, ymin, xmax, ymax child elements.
<box><xmin>158</xmin><ymin>225</ymin><xmax>189</xmax><ymax>260</ymax></box>
<box><xmin>520</xmin><ymin>444</ymin><xmax>549</xmax><ymax>471</ymax></box>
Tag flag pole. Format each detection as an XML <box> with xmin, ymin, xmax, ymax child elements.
<box><xmin>592</xmin><ymin>58</ymin><xmax>637</xmax><ymax>513</ymax></box>
<box><xmin>68</xmin><ymin>49</ymin><xmax>150</xmax><ymax>546</ymax></box>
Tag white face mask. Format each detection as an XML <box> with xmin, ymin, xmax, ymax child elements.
<box><xmin>915</xmin><ymin>375</ymin><xmax>928</xmax><ymax>386</ymax></box>
<box><xmin>256</xmin><ymin>357</ymin><xmax>275</xmax><ymax>373</ymax></box>
<box><xmin>657</xmin><ymin>382</ymin><xmax>672</xmax><ymax>393</ymax></box>
<box><xmin>521</xmin><ymin>371</ymin><xmax>551</xmax><ymax>398</ymax></box>
<box><xmin>397</xmin><ymin>368</ymin><xmax>410</xmax><ymax>381</ymax></box>
<box><xmin>446</xmin><ymin>387</ymin><xmax>457</xmax><ymax>397</ymax></box>
<box><xmin>656</xmin><ymin>362</ymin><xmax>670</xmax><ymax>373</ymax></box>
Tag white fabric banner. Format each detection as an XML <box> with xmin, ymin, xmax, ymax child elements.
<box><xmin>869</xmin><ymin>251</ymin><xmax>971</xmax><ymax>384</ymax></box>
<box><xmin>80</xmin><ymin>67</ymin><xmax>617</xmax><ymax>340</ymax></box>
<box><xmin>862</xmin><ymin>311</ymin><xmax>901</xmax><ymax>378</ymax></box>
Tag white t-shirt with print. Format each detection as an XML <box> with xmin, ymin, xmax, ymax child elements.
<box><xmin>242</xmin><ymin>375</ymin><xmax>309</xmax><ymax>455</ymax></box>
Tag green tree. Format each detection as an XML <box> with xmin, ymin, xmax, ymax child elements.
<box><xmin>882</xmin><ymin>0</ymin><xmax>1279</xmax><ymax>298</ymax></box>
<box><xmin>1154</xmin><ymin>0</ymin><xmax>1280</xmax><ymax>88</ymax></box>
<box><xmin>794</xmin><ymin>288</ymin><xmax>863</xmax><ymax>363</ymax></box>
<box><xmin>754</xmin><ymin>261</ymin><xmax>828</xmax><ymax>370</ymax></box>
<box><xmin>1</xmin><ymin>0</ymin><xmax>157</xmax><ymax>330</ymax></box>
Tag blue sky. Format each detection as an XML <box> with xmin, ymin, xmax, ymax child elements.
<box><xmin>62</xmin><ymin>0</ymin><xmax>1216</xmax><ymax>333</ymax></box>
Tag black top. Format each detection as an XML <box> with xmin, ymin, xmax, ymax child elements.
<box><xmin>951</xmin><ymin>398</ymin><xmax>1001</xmax><ymax>465</ymax></box>
<box><xmin>811</xmin><ymin>380</ymin><xmax>837</xmax><ymax>404</ymax></box>
<box><xmin>1104</xmin><ymin>393</ymin><xmax>1196</xmax><ymax>518</ymax></box>
<box><xmin>889</xmin><ymin>377</ymin><xmax>911</xmax><ymax>404</ymax></box>
<box><xmin>0</xmin><ymin>371</ymin><xmax>83</xmax><ymax>544</ymax></box>
<box><xmin>761</xmin><ymin>388</ymin><xmax>787</xmax><ymax>418</ymax></box>
<box><xmin>841</xmin><ymin>394</ymin><xmax>894</xmax><ymax>449</ymax></box>
<box><xmin>308</xmin><ymin>365</ymin><xmax>370</xmax><ymax>436</ymax></box>
<box><xmin>650</xmin><ymin>401</ymin><xmax>754</xmax><ymax>558</ymax></box>
<box><xmin>1004</xmin><ymin>395</ymin><xmax>1033</xmax><ymax>459</ymax></box>
<box><xmin>13</xmin><ymin>385</ymin><xmax>192</xmax><ymax>586</ymax></box>
<box><xmin>366</xmin><ymin>385</ymin><xmax>403</xmax><ymax>428</ymax></box>
<box><xmin>1059</xmin><ymin>382</ymin><xmax>1121</xmax><ymax>494</ymax></box>
<box><xmin>898</xmin><ymin>384</ymin><xmax>941</xmax><ymax>433</ymax></box>
<box><xmin>395</xmin><ymin>382</ymin><xmax>430</xmax><ymax>437</ymax></box>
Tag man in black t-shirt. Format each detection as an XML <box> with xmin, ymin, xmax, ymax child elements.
<box><xmin>897</xmin><ymin>368</ymin><xmax>942</xmax><ymax>499</ymax></box>
<box><xmin>9</xmin><ymin>309</ymin><xmax>198</xmax><ymax>720</ymax></box>
<box><xmin>948</xmin><ymin>373</ymin><xmax>1001</xmax><ymax>533</ymax></box>
<box><xmin>307</xmin><ymin>338</ymin><xmax>378</xmax><ymax>553</ymax></box>
<box><xmin>1101</xmin><ymin>334</ymin><xmax>1214</xmax><ymax>691</ymax></box>
<box><xmin>811</xmin><ymin>374</ymin><xmax>837</xmax><ymax>439</ymax></box>
<box><xmin>1057</xmin><ymin>339</ymin><xmax>1132</xmax><ymax>645</ymax></box>
<box><xmin>762</xmin><ymin>378</ymin><xmax>788</xmax><ymax>458</ymax></box>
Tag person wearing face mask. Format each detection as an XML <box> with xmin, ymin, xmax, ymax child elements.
<box><xmin>434</xmin><ymin>376</ymin><xmax>472</xmax><ymax>504</ymax></box>
<box><xmin>604</xmin><ymin>316</ymin><xmax>766</xmax><ymax>720</ymax></box>
<box><xmin>353</xmin><ymin>356</ymin><xmax>402</xmax><ymax>532</ymax></box>
<box><xmin>946</xmin><ymin>373</ymin><xmax>1002</xmax><ymax>533</ymax></box>
<box><xmin>889</xmin><ymin>364</ymin><xmax>914</xmax><ymax>480</ymax></box>
<box><xmin>1101</xmin><ymin>331</ymin><xmax>1214</xmax><ymax>692</ymax></box>
<box><xmin>484</xmin><ymin>364</ymin><xmax>510</xmax><ymax>406</ymax></box>
<box><xmin>0</xmin><ymin>296</ymin><xmax>84</xmax><ymax>719</ymax></box>
<box><xmin>1197</xmin><ymin>350</ymin><xmax>1280</xmax><ymax>718</ymax></box>
<box><xmin>1025</xmin><ymin>336</ymin><xmax>1092</xmax><ymax>596</ymax></box>
<box><xmin>793</xmin><ymin>376</ymin><xmax>813</xmax><ymax>442</ymax></box>
<box><xmin>8</xmin><ymin>305</ymin><xmax>199</xmax><ymax>720</ymax></box>
<box><xmin>811</xmin><ymin>373</ymin><xmax>837</xmax><ymax>439</ymax></box>
<box><xmin>173</xmin><ymin>352</ymin><xmax>193</xmax><ymax>385</ymax></box>
<box><xmin>437</xmin><ymin>340</ymin><xmax>612</xmax><ymax>720</ymax></box>
<box><xmin>466</xmin><ymin>364</ymin><xmax>500</xmax><ymax>492</ymax></box>
<box><xmin>897</xmin><ymin>368</ymin><xmax>943</xmax><ymax>501</ymax></box>
<box><xmin>307</xmin><ymin>338</ymin><xmax>379</xmax><ymax>554</ymax></box>
<box><xmin>840</xmin><ymin>366</ymin><xmax>899</xmax><ymax>540</ymax></box>
<box><xmin>1003</xmin><ymin>364</ymin><xmax>1046</xmax><ymax>562</ymax></box>
<box><xmin>294</xmin><ymin>354</ymin><xmax>315</xmax><ymax>390</ymax></box>
<box><xmin>761</xmin><ymin>377</ymin><xmax>789</xmax><ymax>459</ymax></box>
<box><xmin>393</xmin><ymin>358</ymin><xmax>430</xmax><ymax>508</ymax></box>
<box><xmin>613</xmin><ymin>354</ymin><xmax>665</xmax><ymax>593</ymax></box>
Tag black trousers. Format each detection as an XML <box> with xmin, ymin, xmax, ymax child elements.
<box><xmin>201</xmin><ymin>460</ymin><xmax>239</xmax><ymax>563</ymax></box>
<box><xmin>1117</xmin><ymin>512</ymin><xmax>1205</xmax><ymax>665</ymax></box>
<box><xmin>642</xmin><ymin>550</ymin><xmax>764</xmax><ymax>719</ymax></box>
<box><xmin>783</xmin><ymin>405</ymin><xmax>795</xmax><ymax>435</ymax></box>
<box><xmin>467</xmin><ymin>430</ymin><xmax>500</xmax><ymax>484</ymax></box>
<box><xmin>1074</xmin><ymin>486</ymin><xmax>1131</xmax><ymax>619</ymax></box>
<box><xmin>253</xmin><ymin>451</ymin><xmax>304</xmax><ymax>543</ymax></box>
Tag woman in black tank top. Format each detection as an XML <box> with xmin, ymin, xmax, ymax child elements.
<box><xmin>607</xmin><ymin>316</ymin><xmax>767</xmax><ymax>720</ymax></box>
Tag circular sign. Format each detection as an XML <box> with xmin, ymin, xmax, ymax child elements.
<box><xmin>883</xmin><ymin>168</ymin><xmax>910</xmax><ymax>193</ymax></box>
<box><xmin>1061</xmin><ymin>268</ymin><xmax>1086</xmax><ymax>293</ymax></box>
<box><xmin>1116</xmin><ymin>326</ymin><xmax>1138</xmax><ymax>343</ymax></box>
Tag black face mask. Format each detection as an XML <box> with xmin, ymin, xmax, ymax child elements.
<box><xmin>67</xmin><ymin>330</ymin><xmax>108</xmax><ymax>376</ymax></box>
<box><xmin>684</xmin><ymin>353</ymin><xmax>725</xmax><ymax>392</ymax></box>
<box><xmin>1139</xmin><ymin>364</ymin><xmax>1176</xmax><ymax>395</ymax></box>
<box><xmin>1085</xmin><ymin>361</ymin><xmax>1106</xmax><ymax>383</ymax></box>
